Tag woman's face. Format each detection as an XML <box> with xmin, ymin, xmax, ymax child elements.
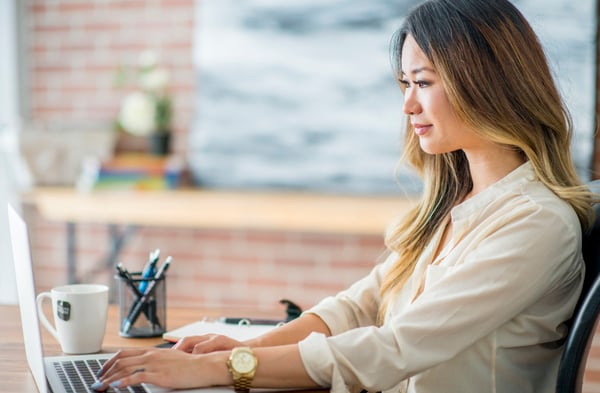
<box><xmin>400</xmin><ymin>34</ymin><xmax>485</xmax><ymax>155</ymax></box>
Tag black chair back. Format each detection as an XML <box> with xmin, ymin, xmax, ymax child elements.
<box><xmin>556</xmin><ymin>180</ymin><xmax>600</xmax><ymax>393</ymax></box>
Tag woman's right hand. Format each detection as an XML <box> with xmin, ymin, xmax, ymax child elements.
<box><xmin>172</xmin><ymin>334</ymin><xmax>244</xmax><ymax>354</ymax></box>
<box><xmin>172</xmin><ymin>313</ymin><xmax>330</xmax><ymax>355</ymax></box>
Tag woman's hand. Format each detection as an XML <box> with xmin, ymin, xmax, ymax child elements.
<box><xmin>173</xmin><ymin>334</ymin><xmax>245</xmax><ymax>354</ymax></box>
<box><xmin>91</xmin><ymin>348</ymin><xmax>224</xmax><ymax>391</ymax></box>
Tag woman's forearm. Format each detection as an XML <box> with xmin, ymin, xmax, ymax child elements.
<box><xmin>244</xmin><ymin>313</ymin><xmax>331</xmax><ymax>348</ymax></box>
<box><xmin>203</xmin><ymin>313</ymin><xmax>330</xmax><ymax>389</ymax></box>
<box><xmin>253</xmin><ymin>344</ymin><xmax>321</xmax><ymax>387</ymax></box>
<box><xmin>206</xmin><ymin>344</ymin><xmax>321</xmax><ymax>389</ymax></box>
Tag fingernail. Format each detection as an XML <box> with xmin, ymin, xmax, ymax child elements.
<box><xmin>91</xmin><ymin>381</ymin><xmax>104</xmax><ymax>390</ymax></box>
<box><xmin>109</xmin><ymin>380</ymin><xmax>122</xmax><ymax>388</ymax></box>
<box><xmin>95</xmin><ymin>369</ymin><xmax>103</xmax><ymax>378</ymax></box>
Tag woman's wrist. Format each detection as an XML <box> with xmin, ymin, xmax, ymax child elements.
<box><xmin>200</xmin><ymin>351</ymin><xmax>234</xmax><ymax>386</ymax></box>
<box><xmin>242</xmin><ymin>337</ymin><xmax>263</xmax><ymax>348</ymax></box>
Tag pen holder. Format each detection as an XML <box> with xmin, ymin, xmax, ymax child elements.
<box><xmin>115</xmin><ymin>272</ymin><xmax>166</xmax><ymax>338</ymax></box>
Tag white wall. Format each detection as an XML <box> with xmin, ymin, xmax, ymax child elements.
<box><xmin>0</xmin><ymin>0</ymin><xmax>25</xmax><ymax>304</ymax></box>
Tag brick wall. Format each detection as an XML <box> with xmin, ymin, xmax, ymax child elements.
<box><xmin>22</xmin><ymin>0</ymin><xmax>600</xmax><ymax>392</ymax></box>
<box><xmin>23</xmin><ymin>0</ymin><xmax>383</xmax><ymax>313</ymax></box>
<box><xmin>27</xmin><ymin>0</ymin><xmax>194</xmax><ymax>152</ymax></box>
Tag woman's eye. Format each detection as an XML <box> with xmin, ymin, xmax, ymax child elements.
<box><xmin>399</xmin><ymin>79</ymin><xmax>430</xmax><ymax>89</ymax></box>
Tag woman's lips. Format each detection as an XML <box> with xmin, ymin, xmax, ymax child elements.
<box><xmin>413</xmin><ymin>123</ymin><xmax>431</xmax><ymax>136</ymax></box>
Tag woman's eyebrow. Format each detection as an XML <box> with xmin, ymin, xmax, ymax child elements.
<box><xmin>402</xmin><ymin>66</ymin><xmax>435</xmax><ymax>76</ymax></box>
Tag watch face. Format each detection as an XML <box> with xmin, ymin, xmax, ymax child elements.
<box><xmin>232</xmin><ymin>350</ymin><xmax>256</xmax><ymax>374</ymax></box>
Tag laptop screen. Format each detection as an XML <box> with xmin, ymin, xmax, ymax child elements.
<box><xmin>8</xmin><ymin>204</ymin><xmax>49</xmax><ymax>393</ymax></box>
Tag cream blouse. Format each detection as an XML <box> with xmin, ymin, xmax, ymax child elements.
<box><xmin>298</xmin><ymin>162</ymin><xmax>584</xmax><ymax>393</ymax></box>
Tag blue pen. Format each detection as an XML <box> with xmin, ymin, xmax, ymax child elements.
<box><xmin>139</xmin><ymin>249</ymin><xmax>160</xmax><ymax>293</ymax></box>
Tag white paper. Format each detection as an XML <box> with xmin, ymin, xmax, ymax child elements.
<box><xmin>163</xmin><ymin>320</ymin><xmax>276</xmax><ymax>342</ymax></box>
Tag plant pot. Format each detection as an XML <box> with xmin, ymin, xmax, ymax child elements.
<box><xmin>149</xmin><ymin>132</ymin><xmax>171</xmax><ymax>156</ymax></box>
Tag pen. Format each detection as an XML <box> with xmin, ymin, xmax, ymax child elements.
<box><xmin>122</xmin><ymin>256</ymin><xmax>171</xmax><ymax>334</ymax></box>
<box><xmin>139</xmin><ymin>249</ymin><xmax>160</xmax><ymax>293</ymax></box>
<box><xmin>116</xmin><ymin>263</ymin><xmax>158</xmax><ymax>327</ymax></box>
<box><xmin>116</xmin><ymin>263</ymin><xmax>142</xmax><ymax>297</ymax></box>
<box><xmin>221</xmin><ymin>317</ymin><xmax>284</xmax><ymax>326</ymax></box>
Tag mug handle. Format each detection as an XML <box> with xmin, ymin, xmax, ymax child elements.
<box><xmin>36</xmin><ymin>292</ymin><xmax>60</xmax><ymax>342</ymax></box>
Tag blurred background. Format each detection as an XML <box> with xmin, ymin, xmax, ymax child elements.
<box><xmin>0</xmin><ymin>0</ymin><xmax>599</xmax><ymax>388</ymax></box>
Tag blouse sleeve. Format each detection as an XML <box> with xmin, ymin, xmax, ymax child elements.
<box><xmin>298</xmin><ymin>201</ymin><xmax>584</xmax><ymax>391</ymax></box>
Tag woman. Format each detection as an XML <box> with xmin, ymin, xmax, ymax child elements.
<box><xmin>93</xmin><ymin>0</ymin><xmax>597</xmax><ymax>391</ymax></box>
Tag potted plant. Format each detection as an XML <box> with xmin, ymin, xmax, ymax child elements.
<box><xmin>117</xmin><ymin>51</ymin><xmax>173</xmax><ymax>155</ymax></box>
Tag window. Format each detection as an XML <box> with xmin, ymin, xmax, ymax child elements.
<box><xmin>189</xmin><ymin>0</ymin><xmax>596</xmax><ymax>194</ymax></box>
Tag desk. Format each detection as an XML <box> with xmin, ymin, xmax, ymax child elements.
<box><xmin>0</xmin><ymin>304</ymin><xmax>204</xmax><ymax>392</ymax></box>
<box><xmin>25</xmin><ymin>187</ymin><xmax>417</xmax><ymax>283</ymax></box>
<box><xmin>0</xmin><ymin>304</ymin><xmax>325</xmax><ymax>392</ymax></box>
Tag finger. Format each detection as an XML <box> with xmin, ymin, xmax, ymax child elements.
<box><xmin>96</xmin><ymin>349</ymin><xmax>148</xmax><ymax>378</ymax></box>
<box><xmin>192</xmin><ymin>335</ymin><xmax>241</xmax><ymax>354</ymax></box>
<box><xmin>173</xmin><ymin>335</ymin><xmax>211</xmax><ymax>352</ymax></box>
<box><xmin>93</xmin><ymin>366</ymin><xmax>148</xmax><ymax>391</ymax></box>
<box><xmin>172</xmin><ymin>336</ymin><xmax>197</xmax><ymax>352</ymax></box>
<box><xmin>97</xmin><ymin>356</ymin><xmax>151</xmax><ymax>389</ymax></box>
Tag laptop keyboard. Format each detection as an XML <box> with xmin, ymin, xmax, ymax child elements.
<box><xmin>52</xmin><ymin>358</ymin><xmax>149</xmax><ymax>393</ymax></box>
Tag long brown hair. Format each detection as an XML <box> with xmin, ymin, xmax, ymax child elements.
<box><xmin>378</xmin><ymin>0</ymin><xmax>596</xmax><ymax>321</ymax></box>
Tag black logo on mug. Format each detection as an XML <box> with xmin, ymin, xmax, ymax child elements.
<box><xmin>56</xmin><ymin>300</ymin><xmax>71</xmax><ymax>321</ymax></box>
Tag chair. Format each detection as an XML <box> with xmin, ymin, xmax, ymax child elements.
<box><xmin>556</xmin><ymin>180</ymin><xmax>600</xmax><ymax>393</ymax></box>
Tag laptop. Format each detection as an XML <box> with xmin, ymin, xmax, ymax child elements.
<box><xmin>7</xmin><ymin>204</ymin><xmax>238</xmax><ymax>393</ymax></box>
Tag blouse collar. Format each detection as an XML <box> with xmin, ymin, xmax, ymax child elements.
<box><xmin>451</xmin><ymin>161</ymin><xmax>535</xmax><ymax>221</ymax></box>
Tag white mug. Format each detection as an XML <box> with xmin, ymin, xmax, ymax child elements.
<box><xmin>36</xmin><ymin>284</ymin><xmax>109</xmax><ymax>354</ymax></box>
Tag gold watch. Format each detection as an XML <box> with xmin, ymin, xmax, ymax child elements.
<box><xmin>227</xmin><ymin>347</ymin><xmax>258</xmax><ymax>392</ymax></box>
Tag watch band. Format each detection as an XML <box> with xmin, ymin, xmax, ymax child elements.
<box><xmin>233</xmin><ymin>376</ymin><xmax>252</xmax><ymax>392</ymax></box>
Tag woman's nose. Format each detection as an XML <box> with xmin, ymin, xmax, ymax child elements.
<box><xmin>402</xmin><ymin>89</ymin><xmax>421</xmax><ymax>115</ymax></box>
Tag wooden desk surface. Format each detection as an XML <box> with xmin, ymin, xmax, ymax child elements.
<box><xmin>26</xmin><ymin>187</ymin><xmax>417</xmax><ymax>236</ymax></box>
<box><xmin>0</xmin><ymin>304</ymin><xmax>322</xmax><ymax>392</ymax></box>
<box><xmin>0</xmin><ymin>304</ymin><xmax>204</xmax><ymax>392</ymax></box>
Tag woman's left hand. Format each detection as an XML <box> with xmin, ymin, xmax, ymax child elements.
<box><xmin>91</xmin><ymin>347</ymin><xmax>223</xmax><ymax>391</ymax></box>
<box><xmin>173</xmin><ymin>333</ymin><xmax>244</xmax><ymax>354</ymax></box>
